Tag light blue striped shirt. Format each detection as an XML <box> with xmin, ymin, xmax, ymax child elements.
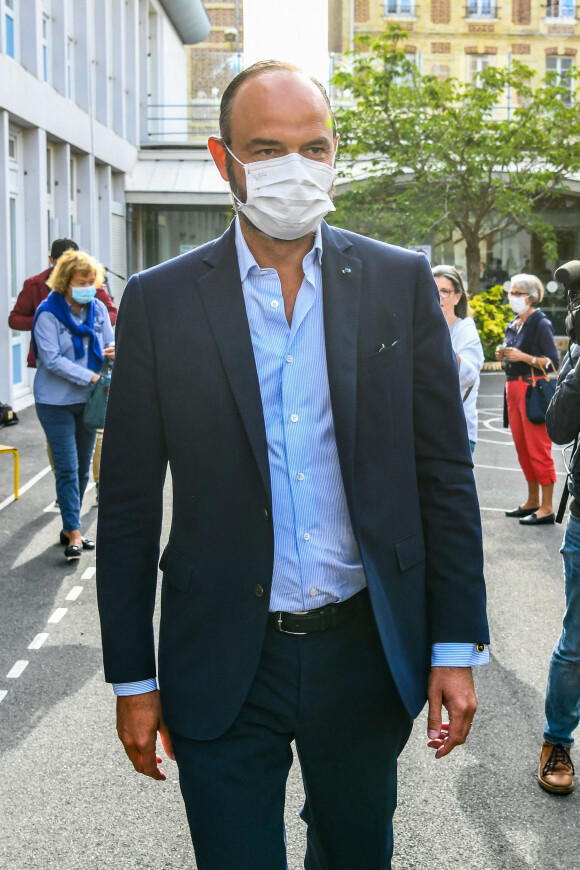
<box><xmin>237</xmin><ymin>220</ymin><xmax>367</xmax><ymax>612</ymax></box>
<box><xmin>113</xmin><ymin>220</ymin><xmax>487</xmax><ymax>697</ymax></box>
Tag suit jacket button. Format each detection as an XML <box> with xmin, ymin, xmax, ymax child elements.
<box><xmin>263</xmin><ymin>508</ymin><xmax>270</xmax><ymax>522</ymax></box>
<box><xmin>254</xmin><ymin>584</ymin><xmax>264</xmax><ymax>598</ymax></box>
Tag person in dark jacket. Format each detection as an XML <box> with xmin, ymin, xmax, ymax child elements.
<box><xmin>538</xmin><ymin>329</ymin><xmax>580</xmax><ymax>794</ymax></box>
<box><xmin>8</xmin><ymin>238</ymin><xmax>117</xmax><ymax>367</ymax></box>
<box><xmin>495</xmin><ymin>274</ymin><xmax>560</xmax><ymax>525</ymax></box>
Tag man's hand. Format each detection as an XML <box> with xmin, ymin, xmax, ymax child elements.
<box><xmin>116</xmin><ymin>690</ymin><xmax>175</xmax><ymax>780</ymax></box>
<box><xmin>426</xmin><ymin>667</ymin><xmax>477</xmax><ymax>759</ymax></box>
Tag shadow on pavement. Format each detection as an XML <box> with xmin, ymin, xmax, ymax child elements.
<box><xmin>457</xmin><ymin>655</ymin><xmax>578</xmax><ymax>870</ymax></box>
<box><xmin>0</xmin><ymin>644</ymin><xmax>102</xmax><ymax>756</ymax></box>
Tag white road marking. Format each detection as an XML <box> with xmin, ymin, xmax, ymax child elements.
<box><xmin>476</xmin><ymin>437</ymin><xmax>517</xmax><ymax>446</ymax></box>
<box><xmin>482</xmin><ymin>417</ymin><xmax>512</xmax><ymax>432</ymax></box>
<box><xmin>475</xmin><ymin>464</ymin><xmax>566</xmax><ymax>476</ymax></box>
<box><xmin>480</xmin><ymin>506</ymin><xmax>568</xmax><ymax>516</ymax></box>
<box><xmin>0</xmin><ymin>465</ymin><xmax>52</xmax><ymax>512</ymax></box>
<box><xmin>43</xmin><ymin>501</ymin><xmax>60</xmax><ymax>513</ymax></box>
<box><xmin>48</xmin><ymin>608</ymin><xmax>67</xmax><ymax>624</ymax></box>
<box><xmin>7</xmin><ymin>660</ymin><xmax>29</xmax><ymax>679</ymax></box>
<box><xmin>28</xmin><ymin>633</ymin><xmax>49</xmax><ymax>650</ymax></box>
<box><xmin>81</xmin><ymin>567</ymin><xmax>96</xmax><ymax>580</ymax></box>
<box><xmin>0</xmin><ymin>690</ymin><xmax>7</xmax><ymax>704</ymax></box>
<box><xmin>66</xmin><ymin>586</ymin><xmax>83</xmax><ymax>601</ymax></box>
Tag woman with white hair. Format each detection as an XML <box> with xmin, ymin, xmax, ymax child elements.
<box><xmin>496</xmin><ymin>274</ymin><xmax>560</xmax><ymax>525</ymax></box>
<box><xmin>433</xmin><ymin>265</ymin><xmax>484</xmax><ymax>453</ymax></box>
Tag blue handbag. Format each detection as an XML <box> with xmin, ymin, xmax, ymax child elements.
<box><xmin>525</xmin><ymin>363</ymin><xmax>556</xmax><ymax>425</ymax></box>
<box><xmin>83</xmin><ymin>362</ymin><xmax>112</xmax><ymax>430</ymax></box>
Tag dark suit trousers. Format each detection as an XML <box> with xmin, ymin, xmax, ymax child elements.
<box><xmin>170</xmin><ymin>592</ymin><xmax>413</xmax><ymax>870</ymax></box>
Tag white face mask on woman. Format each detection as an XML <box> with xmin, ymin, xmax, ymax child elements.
<box><xmin>224</xmin><ymin>144</ymin><xmax>336</xmax><ymax>241</ymax></box>
<box><xmin>509</xmin><ymin>295</ymin><xmax>530</xmax><ymax>316</ymax></box>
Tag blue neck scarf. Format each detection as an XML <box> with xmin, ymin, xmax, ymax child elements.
<box><xmin>32</xmin><ymin>290</ymin><xmax>104</xmax><ymax>372</ymax></box>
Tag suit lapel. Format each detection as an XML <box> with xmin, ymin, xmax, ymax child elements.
<box><xmin>197</xmin><ymin>226</ymin><xmax>271</xmax><ymax>502</ymax></box>
<box><xmin>321</xmin><ymin>223</ymin><xmax>362</xmax><ymax>505</ymax></box>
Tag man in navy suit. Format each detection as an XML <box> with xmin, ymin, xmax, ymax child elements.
<box><xmin>97</xmin><ymin>60</ymin><xmax>489</xmax><ymax>869</ymax></box>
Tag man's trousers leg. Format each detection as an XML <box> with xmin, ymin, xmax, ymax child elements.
<box><xmin>169</xmin><ymin>592</ymin><xmax>413</xmax><ymax>870</ymax></box>
<box><xmin>544</xmin><ymin>513</ymin><xmax>580</xmax><ymax>747</ymax></box>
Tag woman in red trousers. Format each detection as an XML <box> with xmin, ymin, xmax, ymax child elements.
<box><xmin>496</xmin><ymin>274</ymin><xmax>560</xmax><ymax>525</ymax></box>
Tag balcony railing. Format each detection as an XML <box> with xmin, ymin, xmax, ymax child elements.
<box><xmin>145</xmin><ymin>95</ymin><xmax>356</xmax><ymax>146</ymax></box>
<box><xmin>466</xmin><ymin>0</ymin><xmax>498</xmax><ymax>17</ymax></box>
<box><xmin>383</xmin><ymin>0</ymin><xmax>416</xmax><ymax>15</ymax></box>
<box><xmin>146</xmin><ymin>101</ymin><xmax>221</xmax><ymax>146</ymax></box>
<box><xmin>545</xmin><ymin>0</ymin><xmax>575</xmax><ymax>17</ymax></box>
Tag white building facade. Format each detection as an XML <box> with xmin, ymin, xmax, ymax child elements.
<box><xmin>0</xmin><ymin>0</ymin><xmax>209</xmax><ymax>409</ymax></box>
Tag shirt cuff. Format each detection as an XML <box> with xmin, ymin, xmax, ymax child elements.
<box><xmin>431</xmin><ymin>642</ymin><xmax>489</xmax><ymax>667</ymax></box>
<box><xmin>113</xmin><ymin>678</ymin><xmax>158</xmax><ymax>696</ymax></box>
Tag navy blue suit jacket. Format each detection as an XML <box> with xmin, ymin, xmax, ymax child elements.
<box><xmin>96</xmin><ymin>222</ymin><xmax>489</xmax><ymax>740</ymax></box>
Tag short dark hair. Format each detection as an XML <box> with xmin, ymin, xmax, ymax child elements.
<box><xmin>432</xmin><ymin>265</ymin><xmax>468</xmax><ymax>318</ymax></box>
<box><xmin>218</xmin><ymin>60</ymin><xmax>337</xmax><ymax>146</ymax></box>
<box><xmin>50</xmin><ymin>238</ymin><xmax>79</xmax><ymax>260</ymax></box>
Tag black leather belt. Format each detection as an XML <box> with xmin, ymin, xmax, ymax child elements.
<box><xmin>506</xmin><ymin>375</ymin><xmax>532</xmax><ymax>382</ymax></box>
<box><xmin>268</xmin><ymin>589</ymin><xmax>367</xmax><ymax>635</ymax></box>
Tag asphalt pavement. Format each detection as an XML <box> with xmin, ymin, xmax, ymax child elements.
<box><xmin>1</xmin><ymin>373</ymin><xmax>579</xmax><ymax>869</ymax></box>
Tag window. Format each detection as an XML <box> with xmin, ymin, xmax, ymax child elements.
<box><xmin>468</xmin><ymin>54</ymin><xmax>493</xmax><ymax>84</ymax></box>
<box><xmin>546</xmin><ymin>55</ymin><xmax>573</xmax><ymax>105</ymax></box>
<box><xmin>42</xmin><ymin>11</ymin><xmax>51</xmax><ymax>83</ymax></box>
<box><xmin>9</xmin><ymin>197</ymin><xmax>18</xmax><ymax>297</ymax></box>
<box><xmin>467</xmin><ymin>0</ymin><xmax>497</xmax><ymax>16</ymax></box>
<box><xmin>69</xmin><ymin>155</ymin><xmax>78</xmax><ymax>235</ymax></box>
<box><xmin>66</xmin><ymin>0</ymin><xmax>75</xmax><ymax>99</ymax></box>
<box><xmin>384</xmin><ymin>0</ymin><xmax>416</xmax><ymax>15</ymax></box>
<box><xmin>546</xmin><ymin>0</ymin><xmax>575</xmax><ymax>17</ymax></box>
<box><xmin>66</xmin><ymin>36</ymin><xmax>74</xmax><ymax>99</ymax></box>
<box><xmin>5</xmin><ymin>0</ymin><xmax>17</xmax><ymax>59</ymax></box>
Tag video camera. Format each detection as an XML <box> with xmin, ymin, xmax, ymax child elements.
<box><xmin>557</xmin><ymin>260</ymin><xmax>580</xmax><ymax>344</ymax></box>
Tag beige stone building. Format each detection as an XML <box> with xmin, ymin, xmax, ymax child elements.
<box><xmin>329</xmin><ymin>0</ymin><xmax>578</xmax><ymax>93</ymax></box>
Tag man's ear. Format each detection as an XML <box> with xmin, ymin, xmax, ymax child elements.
<box><xmin>208</xmin><ymin>137</ymin><xmax>229</xmax><ymax>182</ymax></box>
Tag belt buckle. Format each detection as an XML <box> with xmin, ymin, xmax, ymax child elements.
<box><xmin>277</xmin><ymin>610</ymin><xmax>308</xmax><ymax>636</ymax></box>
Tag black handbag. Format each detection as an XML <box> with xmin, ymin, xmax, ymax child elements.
<box><xmin>525</xmin><ymin>362</ymin><xmax>556</xmax><ymax>425</ymax></box>
<box><xmin>83</xmin><ymin>362</ymin><xmax>111</xmax><ymax>430</ymax></box>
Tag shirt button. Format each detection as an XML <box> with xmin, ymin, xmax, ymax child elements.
<box><xmin>254</xmin><ymin>584</ymin><xmax>264</xmax><ymax>598</ymax></box>
<box><xmin>303</xmin><ymin>533</ymin><xmax>310</xmax><ymax>541</ymax></box>
<box><xmin>297</xmin><ymin>473</ymin><xmax>304</xmax><ymax>481</ymax></box>
<box><xmin>290</xmin><ymin>413</ymin><xmax>299</xmax><ymax>423</ymax></box>
<box><xmin>286</xmin><ymin>355</ymin><xmax>293</xmax><ymax>363</ymax></box>
<box><xmin>310</xmin><ymin>588</ymin><xmax>318</xmax><ymax>596</ymax></box>
<box><xmin>271</xmin><ymin>299</ymin><xmax>279</xmax><ymax>309</ymax></box>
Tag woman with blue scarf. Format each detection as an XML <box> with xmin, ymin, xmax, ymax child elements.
<box><xmin>32</xmin><ymin>250</ymin><xmax>115</xmax><ymax>561</ymax></box>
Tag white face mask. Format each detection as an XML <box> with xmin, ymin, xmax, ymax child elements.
<box><xmin>224</xmin><ymin>145</ymin><xmax>336</xmax><ymax>241</ymax></box>
<box><xmin>509</xmin><ymin>295</ymin><xmax>529</xmax><ymax>315</ymax></box>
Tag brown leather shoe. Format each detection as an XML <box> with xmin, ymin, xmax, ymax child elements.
<box><xmin>538</xmin><ymin>741</ymin><xmax>574</xmax><ymax>794</ymax></box>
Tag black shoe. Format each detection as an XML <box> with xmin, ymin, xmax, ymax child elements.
<box><xmin>519</xmin><ymin>512</ymin><xmax>555</xmax><ymax>526</ymax></box>
<box><xmin>60</xmin><ymin>531</ymin><xmax>95</xmax><ymax>550</ymax></box>
<box><xmin>64</xmin><ymin>544</ymin><xmax>82</xmax><ymax>562</ymax></box>
<box><xmin>505</xmin><ymin>506</ymin><xmax>539</xmax><ymax>518</ymax></box>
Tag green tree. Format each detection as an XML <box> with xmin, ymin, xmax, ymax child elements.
<box><xmin>332</xmin><ymin>27</ymin><xmax>580</xmax><ymax>292</ymax></box>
